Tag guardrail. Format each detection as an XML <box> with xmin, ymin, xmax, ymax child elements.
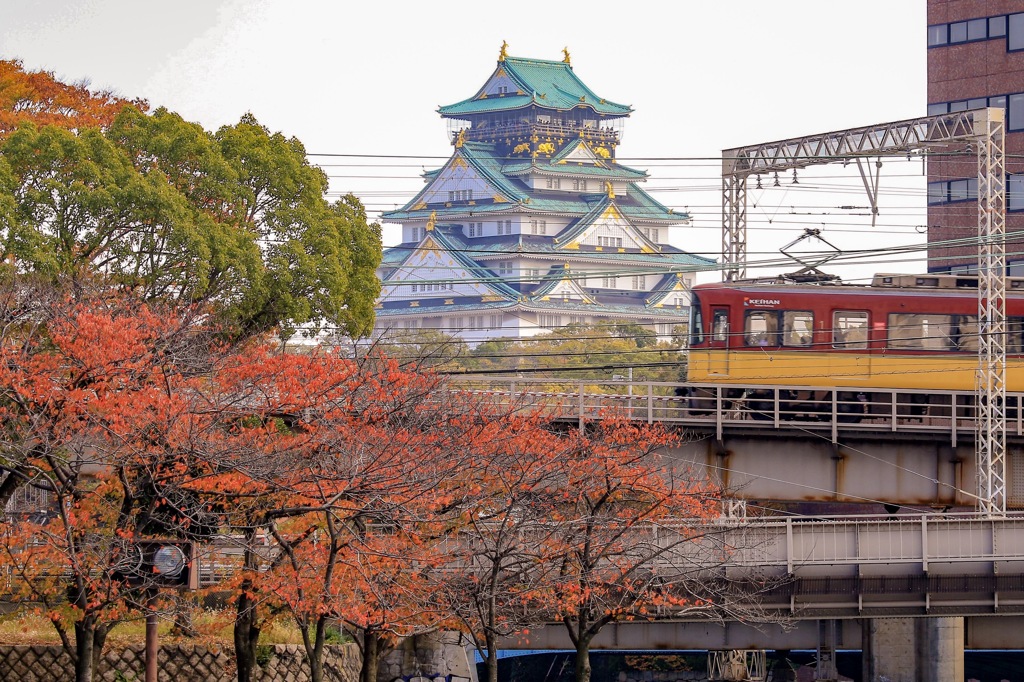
<box><xmin>451</xmin><ymin>377</ymin><xmax>1024</xmax><ymax>445</ymax></box>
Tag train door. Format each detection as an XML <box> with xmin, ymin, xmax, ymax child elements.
<box><xmin>828</xmin><ymin>309</ymin><xmax>871</xmax><ymax>381</ymax></box>
<box><xmin>708</xmin><ymin>307</ymin><xmax>730</xmax><ymax>376</ymax></box>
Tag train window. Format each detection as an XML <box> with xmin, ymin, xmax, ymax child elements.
<box><xmin>782</xmin><ymin>311</ymin><xmax>814</xmax><ymax>347</ymax></box>
<box><xmin>832</xmin><ymin>311</ymin><xmax>869</xmax><ymax>349</ymax></box>
<box><xmin>1010</xmin><ymin>318</ymin><xmax>1024</xmax><ymax>353</ymax></box>
<box><xmin>690</xmin><ymin>302</ymin><xmax>705</xmax><ymax>346</ymax></box>
<box><xmin>887</xmin><ymin>313</ymin><xmax>953</xmax><ymax>350</ymax></box>
<box><xmin>954</xmin><ymin>315</ymin><xmax>979</xmax><ymax>351</ymax></box>
<box><xmin>712</xmin><ymin>309</ymin><xmax>729</xmax><ymax>342</ymax></box>
<box><xmin>744</xmin><ymin>310</ymin><xmax>779</xmax><ymax>347</ymax></box>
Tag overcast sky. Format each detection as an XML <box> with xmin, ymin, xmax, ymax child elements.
<box><xmin>2</xmin><ymin>0</ymin><xmax>928</xmax><ymax>279</ymax></box>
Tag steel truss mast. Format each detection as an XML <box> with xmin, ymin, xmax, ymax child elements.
<box><xmin>721</xmin><ymin>109</ymin><xmax>1007</xmax><ymax>514</ymax></box>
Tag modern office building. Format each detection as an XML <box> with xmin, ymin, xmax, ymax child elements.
<box><xmin>372</xmin><ymin>46</ymin><xmax>713</xmax><ymax>345</ymax></box>
<box><xmin>927</xmin><ymin>1</ymin><xmax>1024</xmax><ymax>273</ymax></box>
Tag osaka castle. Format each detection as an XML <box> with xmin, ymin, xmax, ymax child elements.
<box><xmin>374</xmin><ymin>45</ymin><xmax>713</xmax><ymax>345</ymax></box>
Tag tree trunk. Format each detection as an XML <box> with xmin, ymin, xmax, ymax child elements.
<box><xmin>484</xmin><ymin>630</ymin><xmax>499</xmax><ymax>682</ymax></box>
<box><xmin>574</xmin><ymin>635</ymin><xmax>593</xmax><ymax>682</ymax></box>
<box><xmin>300</xmin><ymin>615</ymin><xmax>325</xmax><ymax>682</ymax></box>
<box><xmin>73</xmin><ymin>618</ymin><xmax>95</xmax><ymax>682</ymax></box>
<box><xmin>360</xmin><ymin>629</ymin><xmax>381</xmax><ymax>682</ymax></box>
<box><xmin>92</xmin><ymin>622</ymin><xmax>109</xmax><ymax>676</ymax></box>
<box><xmin>234</xmin><ymin>576</ymin><xmax>261</xmax><ymax>682</ymax></box>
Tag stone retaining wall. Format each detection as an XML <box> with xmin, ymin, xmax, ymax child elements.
<box><xmin>0</xmin><ymin>642</ymin><xmax>361</xmax><ymax>682</ymax></box>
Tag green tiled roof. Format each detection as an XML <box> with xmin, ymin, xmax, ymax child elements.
<box><xmin>375</xmin><ymin>297</ymin><xmax>688</xmax><ymax>319</ymax></box>
<box><xmin>382</xmin><ymin>232</ymin><xmax>714</xmax><ymax>269</ymax></box>
<box><xmin>380</xmin><ymin>227</ymin><xmax>521</xmax><ymax>300</ymax></box>
<box><xmin>439</xmin><ymin>56</ymin><xmax>632</xmax><ymax>118</ymax></box>
<box><xmin>460</xmin><ymin>141</ymin><xmax>526</xmax><ymax>200</ymax></box>
<box><xmin>384</xmin><ymin>142</ymin><xmax>687</xmax><ymax>224</ymax></box>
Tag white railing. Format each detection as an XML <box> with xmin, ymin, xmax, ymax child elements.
<box><xmin>451</xmin><ymin>377</ymin><xmax>1024</xmax><ymax>445</ymax></box>
<box><xmin>659</xmin><ymin>512</ymin><xmax>1024</xmax><ymax>573</ymax></box>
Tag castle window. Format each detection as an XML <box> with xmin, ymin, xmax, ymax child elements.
<box><xmin>597</xmin><ymin>236</ymin><xmax>623</xmax><ymax>248</ymax></box>
<box><xmin>539</xmin><ymin>314</ymin><xmax>561</xmax><ymax>329</ymax></box>
<box><xmin>546</xmin><ymin>177</ymin><xmax>561</xmax><ymax>190</ymax></box>
<box><xmin>467</xmin><ymin>221</ymin><xmax>483</xmax><ymax>237</ymax></box>
<box><xmin>631</xmin><ymin>275</ymin><xmax>646</xmax><ymax>290</ymax></box>
<box><xmin>602</xmin><ymin>275</ymin><xmax>617</xmax><ymax>288</ymax></box>
<box><xmin>573</xmin><ymin>179</ymin><xmax>587</xmax><ymax>191</ymax></box>
<box><xmin>496</xmin><ymin>261</ymin><xmax>513</xmax><ymax>275</ymax></box>
<box><xmin>530</xmin><ymin>219</ymin><xmax>547</xmax><ymax>235</ymax></box>
<box><xmin>496</xmin><ymin>220</ymin><xmax>512</xmax><ymax>235</ymax></box>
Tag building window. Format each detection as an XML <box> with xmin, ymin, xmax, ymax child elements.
<box><xmin>573</xmin><ymin>179</ymin><xmax>587</xmax><ymax>191</ymax></box>
<box><xmin>601</xmin><ymin>275</ymin><xmax>617</xmax><ymax>288</ymax></box>
<box><xmin>928</xmin><ymin>93</ymin><xmax>1010</xmax><ymax>120</ymax></box>
<box><xmin>496</xmin><ymin>261</ymin><xmax>513</xmax><ymax>276</ymax></box>
<box><xmin>467</xmin><ymin>221</ymin><xmax>483</xmax><ymax>237</ymax></box>
<box><xmin>530</xmin><ymin>219</ymin><xmax>547</xmax><ymax>235</ymax></box>
<box><xmin>1010</xmin><ymin>175</ymin><xmax>1024</xmax><ymax>211</ymax></box>
<box><xmin>1011</xmin><ymin>13</ymin><xmax>1024</xmax><ymax>50</ymax></box>
<box><xmin>496</xmin><ymin>220</ymin><xmax>512</xmax><ymax>235</ymax></box>
<box><xmin>545</xmin><ymin>177</ymin><xmax>561</xmax><ymax>190</ymax></box>
<box><xmin>928</xmin><ymin>13</ymin><xmax>1016</xmax><ymax>48</ymax></box>
<box><xmin>631</xmin><ymin>275</ymin><xmax>646</xmax><ymax>290</ymax></box>
<box><xmin>597</xmin><ymin>236</ymin><xmax>623</xmax><ymax>248</ymax></box>
<box><xmin>927</xmin><ymin>178</ymin><xmax>978</xmax><ymax>205</ymax></box>
<box><xmin>1011</xmin><ymin>93</ymin><xmax>1024</xmax><ymax>131</ymax></box>
<box><xmin>410</xmin><ymin>227</ymin><xmax>423</xmax><ymax>241</ymax></box>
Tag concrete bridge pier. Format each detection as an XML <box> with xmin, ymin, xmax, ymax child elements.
<box><xmin>862</xmin><ymin>617</ymin><xmax>964</xmax><ymax>682</ymax></box>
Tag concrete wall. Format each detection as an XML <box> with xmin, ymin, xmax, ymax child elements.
<box><xmin>379</xmin><ymin>631</ymin><xmax>475</xmax><ymax>682</ymax></box>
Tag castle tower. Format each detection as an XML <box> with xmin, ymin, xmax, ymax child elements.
<box><xmin>374</xmin><ymin>46</ymin><xmax>713</xmax><ymax>345</ymax></box>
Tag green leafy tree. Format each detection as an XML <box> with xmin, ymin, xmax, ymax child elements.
<box><xmin>0</xmin><ymin>106</ymin><xmax>381</xmax><ymax>339</ymax></box>
<box><xmin>364</xmin><ymin>328</ymin><xmax>470</xmax><ymax>371</ymax></box>
<box><xmin>464</xmin><ymin>323</ymin><xmax>686</xmax><ymax>386</ymax></box>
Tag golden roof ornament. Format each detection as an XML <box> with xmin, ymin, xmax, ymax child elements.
<box><xmin>562</xmin><ymin>47</ymin><xmax>571</xmax><ymax>65</ymax></box>
<box><xmin>605</xmin><ymin>181</ymin><xmax>615</xmax><ymax>199</ymax></box>
<box><xmin>499</xmin><ymin>41</ymin><xmax>509</xmax><ymax>62</ymax></box>
<box><xmin>455</xmin><ymin>128</ymin><xmax>466</xmax><ymax>148</ymax></box>
<box><xmin>426</xmin><ymin>210</ymin><xmax>437</xmax><ymax>231</ymax></box>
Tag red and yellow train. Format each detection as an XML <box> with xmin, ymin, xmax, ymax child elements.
<box><xmin>685</xmin><ymin>274</ymin><xmax>1024</xmax><ymax>417</ymax></box>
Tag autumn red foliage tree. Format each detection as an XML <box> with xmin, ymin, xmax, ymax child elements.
<box><xmin>184</xmin><ymin>349</ymin><xmax>462</xmax><ymax>682</ymax></box>
<box><xmin>542</xmin><ymin>417</ymin><xmax>723</xmax><ymax>682</ymax></box>
<box><xmin>0</xmin><ymin>288</ymin><xmax>216</xmax><ymax>682</ymax></box>
<box><xmin>435</xmin><ymin>411</ymin><xmax>572</xmax><ymax>682</ymax></box>
<box><xmin>0</xmin><ymin>59</ymin><xmax>145</xmax><ymax>137</ymax></box>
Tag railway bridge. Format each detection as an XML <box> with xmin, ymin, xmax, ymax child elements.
<box><xmin>457</xmin><ymin>377</ymin><xmax>1024</xmax><ymax>681</ymax></box>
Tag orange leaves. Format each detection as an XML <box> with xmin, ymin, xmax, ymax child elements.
<box><xmin>0</xmin><ymin>59</ymin><xmax>147</xmax><ymax>137</ymax></box>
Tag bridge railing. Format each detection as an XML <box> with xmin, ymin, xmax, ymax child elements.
<box><xmin>451</xmin><ymin>377</ymin><xmax>1024</xmax><ymax>445</ymax></box>
<box><xmin>606</xmin><ymin>512</ymin><xmax>1024</xmax><ymax>590</ymax></box>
